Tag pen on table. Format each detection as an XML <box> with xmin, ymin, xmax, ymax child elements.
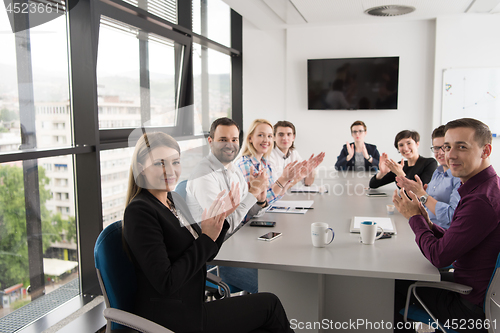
<box><xmin>271</xmin><ymin>206</ymin><xmax>287</xmax><ymax>209</ymax></box>
<box><xmin>294</xmin><ymin>207</ymin><xmax>314</xmax><ymax>210</ymax></box>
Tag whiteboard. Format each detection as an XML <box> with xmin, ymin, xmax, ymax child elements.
<box><xmin>442</xmin><ymin>68</ymin><xmax>500</xmax><ymax>136</ymax></box>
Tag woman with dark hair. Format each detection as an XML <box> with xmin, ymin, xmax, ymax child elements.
<box><xmin>369</xmin><ymin>130</ymin><xmax>437</xmax><ymax>189</ymax></box>
<box><xmin>122</xmin><ymin>131</ymin><xmax>294</xmax><ymax>333</ymax></box>
<box><xmin>395</xmin><ymin>126</ymin><xmax>461</xmax><ymax>229</ymax></box>
<box><xmin>335</xmin><ymin>120</ymin><xmax>380</xmax><ymax>171</ymax></box>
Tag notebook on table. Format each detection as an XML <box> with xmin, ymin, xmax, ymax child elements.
<box><xmin>350</xmin><ymin>216</ymin><xmax>397</xmax><ymax>234</ymax></box>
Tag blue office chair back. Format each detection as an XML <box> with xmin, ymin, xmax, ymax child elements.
<box><xmin>484</xmin><ymin>252</ymin><xmax>500</xmax><ymax>332</ymax></box>
<box><xmin>94</xmin><ymin>220</ymin><xmax>137</xmax><ymax>331</ymax></box>
<box><xmin>174</xmin><ymin>179</ymin><xmax>188</xmax><ymax>200</ymax></box>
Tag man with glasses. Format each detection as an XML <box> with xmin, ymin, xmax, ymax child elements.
<box><xmin>393</xmin><ymin>118</ymin><xmax>500</xmax><ymax>332</ymax></box>
<box><xmin>396</xmin><ymin>125</ymin><xmax>461</xmax><ymax>229</ymax></box>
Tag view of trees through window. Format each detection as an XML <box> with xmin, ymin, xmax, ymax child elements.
<box><xmin>0</xmin><ymin>8</ymin><xmax>79</xmax><ymax>323</ymax></box>
<box><xmin>0</xmin><ymin>161</ymin><xmax>77</xmax><ymax>318</ymax></box>
<box><xmin>0</xmin><ymin>0</ymin><xmax>237</xmax><ymax>330</ymax></box>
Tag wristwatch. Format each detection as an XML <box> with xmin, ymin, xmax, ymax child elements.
<box><xmin>367</xmin><ymin>155</ymin><xmax>373</xmax><ymax>163</ymax></box>
<box><xmin>419</xmin><ymin>193</ymin><xmax>429</xmax><ymax>205</ymax></box>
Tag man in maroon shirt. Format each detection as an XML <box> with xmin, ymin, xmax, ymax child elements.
<box><xmin>393</xmin><ymin>118</ymin><xmax>500</xmax><ymax>332</ymax></box>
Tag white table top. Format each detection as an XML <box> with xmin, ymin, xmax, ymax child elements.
<box><xmin>211</xmin><ymin>174</ymin><xmax>440</xmax><ymax>282</ymax></box>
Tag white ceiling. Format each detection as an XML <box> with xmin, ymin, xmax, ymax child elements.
<box><xmin>223</xmin><ymin>0</ymin><xmax>500</xmax><ymax>29</ymax></box>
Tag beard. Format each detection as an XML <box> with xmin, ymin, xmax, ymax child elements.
<box><xmin>212</xmin><ymin>142</ymin><xmax>240</xmax><ymax>164</ymax></box>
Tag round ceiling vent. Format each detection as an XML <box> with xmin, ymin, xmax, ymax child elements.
<box><xmin>365</xmin><ymin>5</ymin><xmax>415</xmax><ymax>16</ymax></box>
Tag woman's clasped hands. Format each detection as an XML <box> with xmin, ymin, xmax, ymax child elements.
<box><xmin>378</xmin><ymin>153</ymin><xmax>406</xmax><ymax>178</ymax></box>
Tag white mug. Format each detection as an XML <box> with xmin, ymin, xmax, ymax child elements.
<box><xmin>360</xmin><ymin>221</ymin><xmax>384</xmax><ymax>245</ymax></box>
<box><xmin>311</xmin><ymin>222</ymin><xmax>335</xmax><ymax>248</ymax></box>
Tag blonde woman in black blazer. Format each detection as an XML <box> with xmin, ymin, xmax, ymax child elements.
<box><xmin>123</xmin><ymin>132</ymin><xmax>294</xmax><ymax>333</ymax></box>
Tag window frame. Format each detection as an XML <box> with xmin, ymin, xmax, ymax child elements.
<box><xmin>1</xmin><ymin>0</ymin><xmax>242</xmax><ymax>330</ymax></box>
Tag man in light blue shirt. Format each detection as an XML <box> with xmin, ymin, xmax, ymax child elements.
<box><xmin>396</xmin><ymin>126</ymin><xmax>461</xmax><ymax>229</ymax></box>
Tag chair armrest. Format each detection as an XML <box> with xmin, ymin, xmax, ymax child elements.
<box><xmin>413</xmin><ymin>281</ymin><xmax>473</xmax><ymax>295</ymax></box>
<box><xmin>207</xmin><ymin>272</ymin><xmax>222</xmax><ymax>284</ymax></box>
<box><xmin>206</xmin><ymin>272</ymin><xmax>231</xmax><ymax>298</ymax></box>
<box><xmin>207</xmin><ymin>265</ymin><xmax>218</xmax><ymax>274</ymax></box>
<box><xmin>403</xmin><ymin>281</ymin><xmax>473</xmax><ymax>333</ymax></box>
<box><xmin>103</xmin><ymin>308</ymin><xmax>174</xmax><ymax>333</ymax></box>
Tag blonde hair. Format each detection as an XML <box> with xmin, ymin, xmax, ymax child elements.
<box><xmin>240</xmin><ymin>119</ymin><xmax>274</xmax><ymax>159</ymax></box>
<box><xmin>125</xmin><ymin>132</ymin><xmax>180</xmax><ymax>206</ymax></box>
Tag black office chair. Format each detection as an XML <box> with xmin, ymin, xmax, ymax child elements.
<box><xmin>94</xmin><ymin>220</ymin><xmax>230</xmax><ymax>333</ymax></box>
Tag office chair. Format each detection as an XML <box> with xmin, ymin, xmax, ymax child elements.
<box><xmin>402</xmin><ymin>252</ymin><xmax>500</xmax><ymax>333</ymax></box>
<box><xmin>174</xmin><ymin>179</ymin><xmax>188</xmax><ymax>201</ymax></box>
<box><xmin>94</xmin><ymin>220</ymin><xmax>230</xmax><ymax>333</ymax></box>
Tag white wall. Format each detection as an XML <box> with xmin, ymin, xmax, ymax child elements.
<box><xmin>242</xmin><ymin>18</ymin><xmax>287</xmax><ymax>126</ymax></box>
<box><xmin>243</xmin><ymin>19</ymin><xmax>437</xmax><ymax>177</ymax></box>
<box><xmin>433</xmin><ymin>14</ymin><xmax>500</xmax><ymax>169</ymax></box>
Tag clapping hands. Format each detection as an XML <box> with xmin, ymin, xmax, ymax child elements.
<box><xmin>248</xmin><ymin>166</ymin><xmax>269</xmax><ymax>200</ymax></box>
<box><xmin>392</xmin><ymin>188</ymin><xmax>433</xmax><ymax>228</ymax></box>
<box><xmin>201</xmin><ymin>182</ymin><xmax>241</xmax><ymax>241</ymax></box>
<box><xmin>378</xmin><ymin>153</ymin><xmax>390</xmax><ymax>174</ymax></box>
<box><xmin>395</xmin><ymin>175</ymin><xmax>427</xmax><ymax>197</ymax></box>
<box><xmin>385</xmin><ymin>158</ymin><xmax>405</xmax><ymax>178</ymax></box>
<box><xmin>201</xmin><ymin>191</ymin><xmax>227</xmax><ymax>241</ymax></box>
<box><xmin>282</xmin><ymin>152</ymin><xmax>326</xmax><ymax>183</ymax></box>
<box><xmin>377</xmin><ymin>154</ymin><xmax>406</xmax><ymax>178</ymax></box>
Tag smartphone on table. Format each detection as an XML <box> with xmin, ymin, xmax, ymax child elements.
<box><xmin>257</xmin><ymin>232</ymin><xmax>282</xmax><ymax>241</ymax></box>
<box><xmin>249</xmin><ymin>221</ymin><xmax>276</xmax><ymax>227</ymax></box>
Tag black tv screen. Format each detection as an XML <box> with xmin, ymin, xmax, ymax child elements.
<box><xmin>307</xmin><ymin>57</ymin><xmax>399</xmax><ymax>110</ymax></box>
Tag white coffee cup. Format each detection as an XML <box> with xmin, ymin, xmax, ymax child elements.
<box><xmin>311</xmin><ymin>222</ymin><xmax>335</xmax><ymax>248</ymax></box>
<box><xmin>360</xmin><ymin>221</ymin><xmax>384</xmax><ymax>245</ymax></box>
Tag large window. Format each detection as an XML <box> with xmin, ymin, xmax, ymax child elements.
<box><xmin>0</xmin><ymin>6</ymin><xmax>79</xmax><ymax>331</ymax></box>
<box><xmin>97</xmin><ymin>19</ymin><xmax>181</xmax><ymax>129</ymax></box>
<box><xmin>0</xmin><ymin>156</ymin><xmax>78</xmax><ymax>331</ymax></box>
<box><xmin>192</xmin><ymin>0</ymin><xmax>230</xmax><ymax>47</ymax></box>
<box><xmin>193</xmin><ymin>43</ymin><xmax>232</xmax><ymax>134</ymax></box>
<box><xmin>97</xmin><ymin>20</ymin><xmax>141</xmax><ymax>129</ymax></box>
<box><xmin>0</xmin><ymin>0</ymin><xmax>241</xmax><ymax>331</ymax></box>
<box><xmin>0</xmin><ymin>11</ymin><xmax>72</xmax><ymax>153</ymax></box>
<box><xmin>100</xmin><ymin>147</ymin><xmax>134</xmax><ymax>229</ymax></box>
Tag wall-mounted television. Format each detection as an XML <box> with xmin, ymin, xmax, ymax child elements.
<box><xmin>307</xmin><ymin>56</ymin><xmax>399</xmax><ymax>110</ymax></box>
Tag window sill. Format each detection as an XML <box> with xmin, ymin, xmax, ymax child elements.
<box><xmin>17</xmin><ymin>294</ymin><xmax>105</xmax><ymax>333</ymax></box>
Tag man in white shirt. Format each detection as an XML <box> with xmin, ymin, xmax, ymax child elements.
<box><xmin>269</xmin><ymin>120</ymin><xmax>325</xmax><ymax>186</ymax></box>
<box><xmin>186</xmin><ymin>118</ymin><xmax>268</xmax><ymax>294</ymax></box>
<box><xmin>187</xmin><ymin>117</ymin><xmax>268</xmax><ymax>235</ymax></box>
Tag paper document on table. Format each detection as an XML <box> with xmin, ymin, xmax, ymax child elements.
<box><xmin>267</xmin><ymin>200</ymin><xmax>314</xmax><ymax>214</ymax></box>
<box><xmin>350</xmin><ymin>216</ymin><xmax>397</xmax><ymax>234</ymax></box>
<box><xmin>290</xmin><ymin>184</ymin><xmax>328</xmax><ymax>193</ymax></box>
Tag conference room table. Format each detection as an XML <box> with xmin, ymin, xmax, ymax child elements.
<box><xmin>210</xmin><ymin>172</ymin><xmax>440</xmax><ymax>332</ymax></box>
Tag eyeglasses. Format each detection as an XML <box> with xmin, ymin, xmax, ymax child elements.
<box><xmin>351</xmin><ymin>130</ymin><xmax>365</xmax><ymax>135</ymax></box>
<box><xmin>430</xmin><ymin>146</ymin><xmax>444</xmax><ymax>153</ymax></box>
